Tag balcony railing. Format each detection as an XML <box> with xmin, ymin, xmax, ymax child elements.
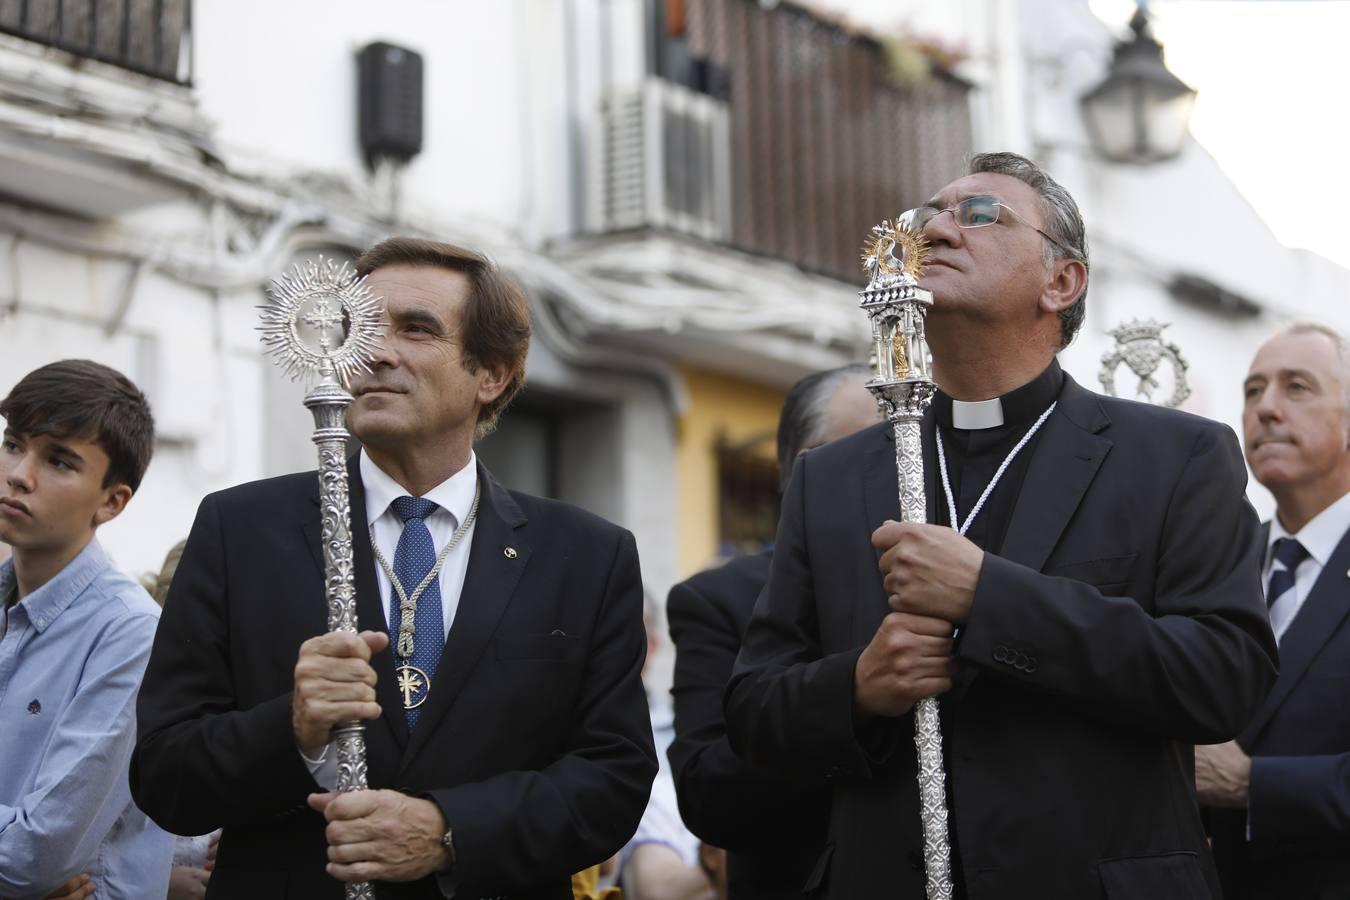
<box><xmin>0</xmin><ymin>0</ymin><xmax>192</xmax><ymax>85</ymax></box>
<box><xmin>598</xmin><ymin>0</ymin><xmax>974</xmax><ymax>282</ymax></box>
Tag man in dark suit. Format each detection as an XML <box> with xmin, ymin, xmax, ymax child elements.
<box><xmin>666</xmin><ymin>365</ymin><xmax>878</xmax><ymax>900</ymax></box>
<box><xmin>131</xmin><ymin>238</ymin><xmax>656</xmax><ymax>899</ymax></box>
<box><xmin>724</xmin><ymin>152</ymin><xmax>1279</xmax><ymax>900</ymax></box>
<box><xmin>1203</xmin><ymin>323</ymin><xmax>1350</xmax><ymax>899</ymax></box>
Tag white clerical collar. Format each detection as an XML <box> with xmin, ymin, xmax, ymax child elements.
<box><xmin>360</xmin><ymin>450</ymin><xmax>478</xmax><ymax>529</ymax></box>
<box><xmin>951</xmin><ymin>397</ymin><xmax>1004</xmax><ymax>430</ymax></box>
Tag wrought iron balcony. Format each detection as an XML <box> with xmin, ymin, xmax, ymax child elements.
<box><xmin>0</xmin><ymin>0</ymin><xmax>191</xmax><ymax>85</ymax></box>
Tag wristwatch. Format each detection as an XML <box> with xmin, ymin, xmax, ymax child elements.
<box><xmin>442</xmin><ymin>824</ymin><xmax>457</xmax><ymax>868</ymax></box>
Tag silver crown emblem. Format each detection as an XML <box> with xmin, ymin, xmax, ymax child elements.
<box><xmin>1099</xmin><ymin>318</ymin><xmax>1191</xmax><ymax>408</ymax></box>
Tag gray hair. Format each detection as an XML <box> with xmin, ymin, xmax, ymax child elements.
<box><xmin>968</xmin><ymin>152</ymin><xmax>1090</xmax><ymax>349</ymax></box>
<box><xmin>776</xmin><ymin>364</ymin><xmax>872</xmax><ymax>492</ymax></box>
<box><xmin>1277</xmin><ymin>322</ymin><xmax>1350</xmax><ymax>413</ymax></box>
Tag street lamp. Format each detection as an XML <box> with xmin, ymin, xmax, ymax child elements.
<box><xmin>1080</xmin><ymin>4</ymin><xmax>1196</xmax><ymax>165</ymax></box>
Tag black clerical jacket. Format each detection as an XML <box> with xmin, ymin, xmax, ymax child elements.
<box><xmin>131</xmin><ymin>458</ymin><xmax>656</xmax><ymax>900</ymax></box>
<box><xmin>726</xmin><ymin>373</ymin><xmax>1279</xmax><ymax>900</ymax></box>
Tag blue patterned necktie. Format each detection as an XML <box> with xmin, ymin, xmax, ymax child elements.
<box><xmin>1266</xmin><ymin>537</ymin><xmax>1310</xmax><ymax>610</ymax></box>
<box><xmin>390</xmin><ymin>496</ymin><xmax>446</xmax><ymax>727</ymax></box>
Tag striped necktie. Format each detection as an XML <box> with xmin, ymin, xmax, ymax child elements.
<box><xmin>1266</xmin><ymin>537</ymin><xmax>1310</xmax><ymax>610</ymax></box>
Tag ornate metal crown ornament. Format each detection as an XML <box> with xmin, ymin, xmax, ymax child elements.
<box><xmin>861</xmin><ymin>218</ymin><xmax>929</xmax><ymax>287</ymax></box>
<box><xmin>259</xmin><ymin>257</ymin><xmax>383</xmax><ymax>386</ymax></box>
<box><xmin>860</xmin><ymin>220</ymin><xmax>934</xmax><ymax>403</ymax></box>
<box><xmin>1098</xmin><ymin>318</ymin><xmax>1191</xmax><ymax>408</ymax></box>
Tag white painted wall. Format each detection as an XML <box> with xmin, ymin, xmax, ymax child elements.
<box><xmin>0</xmin><ymin>0</ymin><xmax>684</xmax><ymax>589</ymax></box>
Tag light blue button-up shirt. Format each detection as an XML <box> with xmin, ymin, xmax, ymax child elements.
<box><xmin>0</xmin><ymin>539</ymin><xmax>173</xmax><ymax>898</ymax></box>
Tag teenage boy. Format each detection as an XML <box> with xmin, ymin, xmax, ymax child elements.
<box><xmin>0</xmin><ymin>359</ymin><xmax>171</xmax><ymax>898</ymax></box>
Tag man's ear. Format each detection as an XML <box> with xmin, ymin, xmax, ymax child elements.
<box><xmin>476</xmin><ymin>362</ymin><xmax>514</xmax><ymax>408</ymax></box>
<box><xmin>92</xmin><ymin>484</ymin><xmax>133</xmax><ymax>528</ymax></box>
<box><xmin>1039</xmin><ymin>257</ymin><xmax>1088</xmax><ymax>316</ymax></box>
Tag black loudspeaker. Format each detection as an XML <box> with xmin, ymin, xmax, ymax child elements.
<box><xmin>358</xmin><ymin>42</ymin><xmax>424</xmax><ymax>168</ymax></box>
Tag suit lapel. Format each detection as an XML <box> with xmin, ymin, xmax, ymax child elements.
<box><xmin>997</xmin><ymin>376</ymin><xmax>1113</xmax><ymax>572</ymax></box>
<box><xmin>1241</xmin><ymin>526</ymin><xmax>1350</xmax><ymax>745</ymax></box>
<box><xmin>402</xmin><ymin>464</ymin><xmax>530</xmax><ymax>766</ymax></box>
<box><xmin>303</xmin><ymin>456</ymin><xmax>409</xmax><ymax>751</ymax></box>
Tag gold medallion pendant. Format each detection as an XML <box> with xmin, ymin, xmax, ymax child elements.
<box><xmin>395</xmin><ymin>664</ymin><xmax>431</xmax><ymax>709</ymax></box>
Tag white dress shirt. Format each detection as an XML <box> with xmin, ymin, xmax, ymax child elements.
<box><xmin>1264</xmin><ymin>490</ymin><xmax>1350</xmax><ymax>643</ymax></box>
<box><xmin>303</xmin><ymin>451</ymin><xmax>480</xmax><ymax>786</ymax></box>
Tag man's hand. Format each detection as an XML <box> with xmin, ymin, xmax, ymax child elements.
<box><xmin>872</xmin><ymin>521</ymin><xmax>983</xmax><ymax>625</ymax></box>
<box><xmin>293</xmin><ymin>631</ymin><xmax>389</xmax><ymax>758</ymax></box>
<box><xmin>853</xmin><ymin>612</ymin><xmax>954</xmax><ymax>719</ymax></box>
<box><xmin>167</xmin><ymin>866</ymin><xmax>211</xmax><ymax>900</ymax></box>
<box><xmin>308</xmin><ymin>789</ymin><xmax>451</xmax><ymax>882</ymax></box>
<box><xmin>42</xmin><ymin>874</ymin><xmax>94</xmax><ymax>900</ymax></box>
<box><xmin>1195</xmin><ymin>740</ymin><xmax>1251</xmax><ymax>808</ymax></box>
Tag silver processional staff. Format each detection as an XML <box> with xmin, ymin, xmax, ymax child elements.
<box><xmin>859</xmin><ymin>220</ymin><xmax>954</xmax><ymax>900</ymax></box>
<box><xmin>259</xmin><ymin>257</ymin><xmax>383</xmax><ymax>900</ymax></box>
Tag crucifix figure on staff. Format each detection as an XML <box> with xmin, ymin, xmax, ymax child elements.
<box><xmin>724</xmin><ymin>152</ymin><xmax>1278</xmax><ymax>899</ymax></box>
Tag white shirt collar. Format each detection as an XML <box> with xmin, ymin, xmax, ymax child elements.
<box><xmin>360</xmin><ymin>449</ymin><xmax>478</xmax><ymax>528</ymax></box>
<box><xmin>1267</xmin><ymin>489</ymin><xmax>1350</xmax><ymax>569</ymax></box>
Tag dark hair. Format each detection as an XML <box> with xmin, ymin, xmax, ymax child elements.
<box><xmin>0</xmin><ymin>359</ymin><xmax>155</xmax><ymax>491</ymax></box>
<box><xmin>968</xmin><ymin>152</ymin><xmax>1090</xmax><ymax>348</ymax></box>
<box><xmin>355</xmin><ymin>237</ymin><xmax>532</xmax><ymax>438</ymax></box>
<box><xmin>776</xmin><ymin>364</ymin><xmax>872</xmax><ymax>492</ymax></box>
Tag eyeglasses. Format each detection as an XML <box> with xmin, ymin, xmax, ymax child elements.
<box><xmin>900</xmin><ymin>195</ymin><xmax>1082</xmax><ymax>259</ymax></box>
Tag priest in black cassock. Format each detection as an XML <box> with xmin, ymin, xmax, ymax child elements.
<box><xmin>724</xmin><ymin>152</ymin><xmax>1279</xmax><ymax>900</ymax></box>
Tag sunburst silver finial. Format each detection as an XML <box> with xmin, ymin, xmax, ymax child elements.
<box><xmin>258</xmin><ymin>257</ymin><xmax>383</xmax><ymax>386</ymax></box>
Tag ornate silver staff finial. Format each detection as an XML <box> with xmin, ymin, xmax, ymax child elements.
<box><xmin>260</xmin><ymin>257</ymin><xmax>383</xmax><ymax>385</ymax></box>
<box><xmin>858</xmin><ymin>220</ymin><xmax>954</xmax><ymax>900</ymax></box>
<box><xmin>1098</xmin><ymin>318</ymin><xmax>1191</xmax><ymax>408</ymax></box>
<box><xmin>259</xmin><ymin>256</ymin><xmax>383</xmax><ymax>900</ymax></box>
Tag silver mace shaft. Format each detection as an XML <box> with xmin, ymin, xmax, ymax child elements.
<box><xmin>260</xmin><ymin>257</ymin><xmax>384</xmax><ymax>900</ymax></box>
<box><xmin>858</xmin><ymin>221</ymin><xmax>954</xmax><ymax>899</ymax></box>
<box><xmin>306</xmin><ymin>377</ymin><xmax>374</xmax><ymax>900</ymax></box>
<box><xmin>888</xmin><ymin>396</ymin><xmax>953</xmax><ymax>900</ymax></box>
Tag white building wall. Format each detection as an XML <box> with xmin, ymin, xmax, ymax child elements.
<box><xmin>0</xmin><ymin>0</ymin><xmax>685</xmax><ymax>593</ymax></box>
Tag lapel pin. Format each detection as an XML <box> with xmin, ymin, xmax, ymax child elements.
<box><xmin>504</xmin><ymin>547</ymin><xmax>518</xmax><ymax>559</ymax></box>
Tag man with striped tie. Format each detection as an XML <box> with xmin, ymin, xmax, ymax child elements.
<box><xmin>1202</xmin><ymin>322</ymin><xmax>1350</xmax><ymax>899</ymax></box>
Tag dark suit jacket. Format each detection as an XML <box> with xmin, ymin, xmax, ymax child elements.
<box><xmin>725</xmin><ymin>374</ymin><xmax>1279</xmax><ymax>900</ymax></box>
<box><xmin>1209</xmin><ymin>520</ymin><xmax>1350</xmax><ymax>900</ymax></box>
<box><xmin>131</xmin><ymin>457</ymin><xmax>656</xmax><ymax>900</ymax></box>
<box><xmin>666</xmin><ymin>549</ymin><xmax>830</xmax><ymax>900</ymax></box>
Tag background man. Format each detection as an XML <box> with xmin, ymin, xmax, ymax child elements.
<box><xmin>665</xmin><ymin>364</ymin><xmax>877</xmax><ymax>900</ymax></box>
<box><xmin>132</xmin><ymin>238</ymin><xmax>656</xmax><ymax>898</ymax></box>
<box><xmin>1203</xmin><ymin>322</ymin><xmax>1350</xmax><ymax>898</ymax></box>
<box><xmin>0</xmin><ymin>360</ymin><xmax>170</xmax><ymax>898</ymax></box>
<box><xmin>725</xmin><ymin>153</ymin><xmax>1278</xmax><ymax>899</ymax></box>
